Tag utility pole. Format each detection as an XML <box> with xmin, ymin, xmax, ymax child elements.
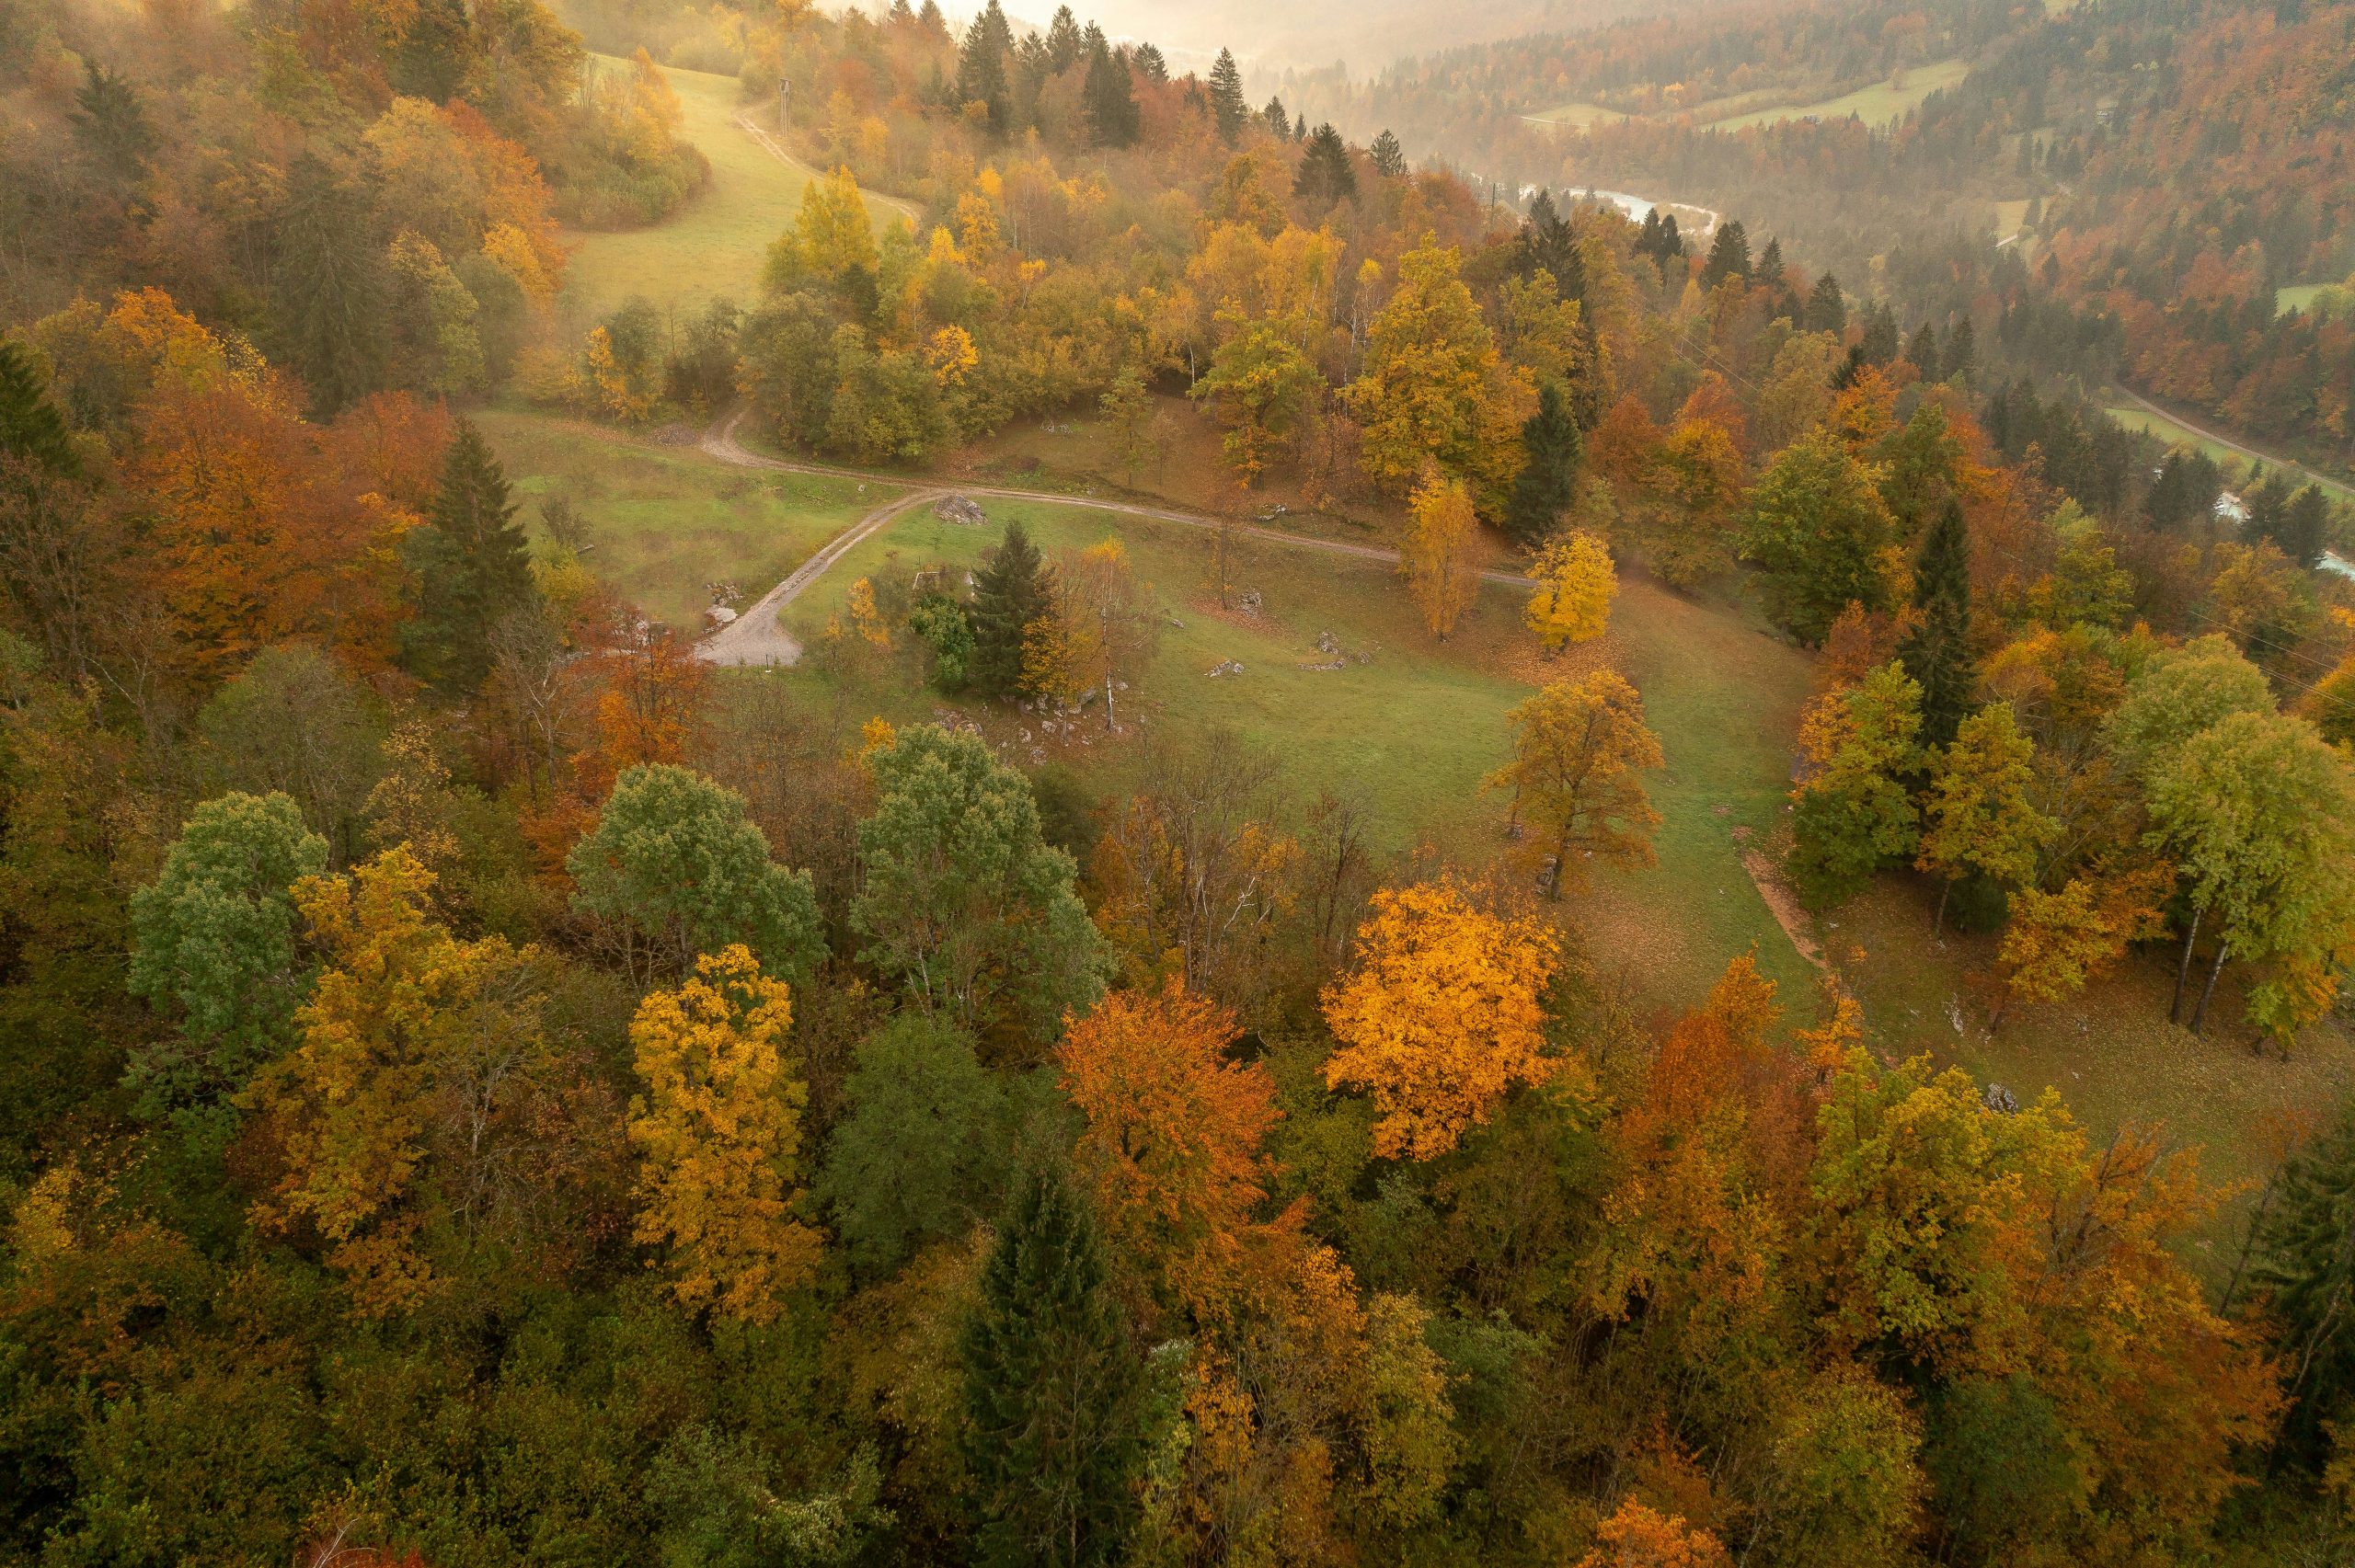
<box><xmin>778</xmin><ymin>77</ymin><xmax>791</xmax><ymax>133</ymax></box>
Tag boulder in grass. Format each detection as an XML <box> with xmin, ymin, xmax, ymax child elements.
<box><xmin>935</xmin><ymin>495</ymin><xmax>988</xmax><ymax>527</ymax></box>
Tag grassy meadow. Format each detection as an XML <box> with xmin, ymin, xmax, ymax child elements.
<box><xmin>557</xmin><ymin>59</ymin><xmax>912</xmax><ymax>331</ymax></box>
<box><xmin>475</xmin><ymin>410</ymin><xmax>898</xmax><ymax>629</ymax></box>
<box><xmin>1705</xmin><ymin>58</ymin><xmax>1972</xmax><ymax>131</ymax></box>
<box><xmin>1523</xmin><ymin>100</ymin><xmax>1630</xmax><ymax>130</ymax></box>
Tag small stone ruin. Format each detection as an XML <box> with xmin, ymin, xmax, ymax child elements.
<box><xmin>934</xmin><ymin>495</ymin><xmax>988</xmax><ymax>527</ymax></box>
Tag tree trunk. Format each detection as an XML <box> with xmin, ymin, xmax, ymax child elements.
<box><xmin>2189</xmin><ymin>939</ymin><xmax>2230</xmax><ymax>1036</ymax></box>
<box><xmin>1934</xmin><ymin>876</ymin><xmax>1954</xmax><ymax>935</ymax></box>
<box><xmin>2170</xmin><ymin>904</ymin><xmax>2204</xmax><ymax>1024</ymax></box>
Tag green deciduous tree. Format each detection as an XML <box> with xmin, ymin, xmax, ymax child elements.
<box><xmin>816</xmin><ymin>1011</ymin><xmax>1009</xmax><ymax>1273</ymax></box>
<box><xmin>961</xmin><ymin>1162</ymin><xmax>1143</xmax><ymax>1568</ymax></box>
<box><xmin>127</xmin><ymin>792</ymin><xmax>327</xmax><ymax>1120</ymax></box>
<box><xmin>2145</xmin><ymin>710</ymin><xmax>2355</xmax><ymax>1036</ymax></box>
<box><xmin>569</xmin><ymin>763</ymin><xmax>825</xmax><ymax>986</ymax></box>
<box><xmin>1740</xmin><ymin>429</ymin><xmax>1898</xmax><ymax>645</ymax></box>
<box><xmin>1789</xmin><ymin>661</ymin><xmax>1924</xmax><ymax>907</ymax></box>
<box><xmin>852</xmin><ymin>724</ymin><xmax>1109</xmax><ymax>1042</ymax></box>
<box><xmin>1917</xmin><ymin>703</ymin><xmax>2054</xmax><ymax>932</ymax></box>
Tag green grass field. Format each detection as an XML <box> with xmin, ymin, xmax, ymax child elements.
<box><xmin>2278</xmin><ymin>282</ymin><xmax>2336</xmax><ymax>317</ymax></box>
<box><xmin>2105</xmin><ymin>402</ymin><xmax>2355</xmax><ymax>503</ymax></box>
<box><xmin>1706</xmin><ymin>58</ymin><xmax>1971</xmax><ymax>132</ymax></box>
<box><xmin>770</xmin><ymin>496</ymin><xmax>1818</xmax><ymax>1013</ymax></box>
<box><xmin>1523</xmin><ymin>100</ymin><xmax>1629</xmax><ymax>130</ymax></box>
<box><xmin>474</xmin><ymin>410</ymin><xmax>899</xmax><ymax>629</ymax></box>
<box><xmin>557</xmin><ymin>59</ymin><xmax>912</xmax><ymax>331</ymax></box>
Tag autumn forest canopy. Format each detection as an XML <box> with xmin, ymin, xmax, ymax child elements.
<box><xmin>6</xmin><ymin>0</ymin><xmax>2355</xmax><ymax>1562</ymax></box>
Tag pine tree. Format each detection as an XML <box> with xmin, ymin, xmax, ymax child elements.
<box><xmin>1758</xmin><ymin>235</ymin><xmax>1784</xmax><ymax>280</ymax></box>
<box><xmin>1261</xmin><ymin>96</ymin><xmax>1289</xmax><ymax>138</ymax></box>
<box><xmin>1941</xmin><ymin>315</ymin><xmax>1976</xmax><ymax>384</ymax></box>
<box><xmin>1505</xmin><ymin>382</ymin><xmax>1583</xmax><ymax>545</ymax></box>
<box><xmin>1044</xmin><ymin>5</ymin><xmax>1082</xmax><ymax>71</ymax></box>
<box><xmin>1700</xmin><ymin>219</ymin><xmax>1751</xmax><ymax>289</ymax></box>
<box><xmin>1898</xmin><ymin>499</ymin><xmax>1973</xmax><ymax>747</ymax></box>
<box><xmin>273</xmin><ymin>153</ymin><xmax>389</xmax><ymax>414</ymax></box>
<box><xmin>1292</xmin><ymin>122</ymin><xmax>1357</xmax><ymax>206</ymax></box>
<box><xmin>1132</xmin><ymin>42</ymin><xmax>1166</xmax><ymax>83</ymax></box>
<box><xmin>957</xmin><ymin>4</ymin><xmax>1012</xmax><ymax>129</ymax></box>
<box><xmin>961</xmin><ymin>1163</ymin><xmax>1143</xmax><ymax>1568</ymax></box>
<box><xmin>1805</xmin><ymin>270</ymin><xmax>1847</xmax><ymax>336</ymax></box>
<box><xmin>2278</xmin><ymin>484</ymin><xmax>2331</xmax><ymax>569</ymax></box>
<box><xmin>969</xmin><ymin>521</ymin><xmax>1056</xmax><ymax>698</ymax></box>
<box><xmin>401</xmin><ymin>418</ymin><xmax>538</xmax><ymax>692</ymax></box>
<box><xmin>1858</xmin><ymin>301</ymin><xmax>1901</xmax><ymax>366</ymax></box>
<box><xmin>1369</xmin><ymin>127</ymin><xmax>1405</xmax><ymax>177</ymax></box>
<box><xmin>1906</xmin><ymin>323</ymin><xmax>1942</xmax><ymax>382</ymax></box>
<box><xmin>0</xmin><ymin>339</ymin><xmax>80</xmax><ymax>476</ymax></box>
<box><xmin>1206</xmin><ymin>49</ymin><xmax>1247</xmax><ymax>143</ymax></box>
<box><xmin>2255</xmin><ymin>1099</ymin><xmax>2355</xmax><ymax>1457</ymax></box>
<box><xmin>69</xmin><ymin>61</ymin><xmax>155</xmax><ymax>181</ymax></box>
<box><xmin>1516</xmin><ymin>190</ymin><xmax>1584</xmax><ymax>306</ymax></box>
<box><xmin>1081</xmin><ymin>35</ymin><xmax>1139</xmax><ymax>147</ymax></box>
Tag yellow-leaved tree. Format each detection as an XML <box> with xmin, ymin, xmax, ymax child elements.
<box><xmin>1320</xmin><ymin>879</ymin><xmax>1563</xmax><ymax>1158</ymax></box>
<box><xmin>1485</xmin><ymin>670</ymin><xmax>1664</xmax><ymax>898</ymax></box>
<box><xmin>1523</xmin><ymin>531</ymin><xmax>1616</xmax><ymax>651</ymax></box>
<box><xmin>628</xmin><ymin>944</ymin><xmax>821</xmax><ymax>1323</ymax></box>
<box><xmin>1400</xmin><ymin>464</ymin><xmax>1481</xmax><ymax>640</ymax></box>
<box><xmin>244</xmin><ymin>847</ymin><xmax>557</xmax><ymax>1315</ymax></box>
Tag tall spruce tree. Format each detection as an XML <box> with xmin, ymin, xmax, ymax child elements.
<box><xmin>1081</xmin><ymin>34</ymin><xmax>1139</xmax><ymax>147</ymax></box>
<box><xmin>969</xmin><ymin>521</ymin><xmax>1055</xmax><ymax>698</ymax></box>
<box><xmin>1805</xmin><ymin>271</ymin><xmax>1847</xmax><ymax>336</ymax></box>
<box><xmin>401</xmin><ymin>419</ymin><xmax>538</xmax><ymax>692</ymax></box>
<box><xmin>1516</xmin><ymin>190</ymin><xmax>1584</xmax><ymax>306</ymax></box>
<box><xmin>1899</xmin><ymin>499</ymin><xmax>1974</xmax><ymax>747</ymax></box>
<box><xmin>961</xmin><ymin>1163</ymin><xmax>1142</xmax><ymax>1568</ymax></box>
<box><xmin>274</xmin><ymin>153</ymin><xmax>388</xmax><ymax>414</ymax></box>
<box><xmin>1700</xmin><ymin>219</ymin><xmax>1752</xmax><ymax>289</ymax></box>
<box><xmin>1505</xmin><ymin>381</ymin><xmax>1583</xmax><ymax>545</ymax></box>
<box><xmin>957</xmin><ymin>3</ymin><xmax>1012</xmax><ymax>129</ymax></box>
<box><xmin>0</xmin><ymin>340</ymin><xmax>80</xmax><ymax>476</ymax></box>
<box><xmin>1369</xmin><ymin>128</ymin><xmax>1405</xmax><ymax>177</ymax></box>
<box><xmin>1206</xmin><ymin>49</ymin><xmax>1247</xmax><ymax>143</ymax></box>
<box><xmin>1906</xmin><ymin>322</ymin><xmax>1942</xmax><ymax>382</ymax></box>
<box><xmin>2254</xmin><ymin>1098</ymin><xmax>2355</xmax><ymax>1457</ymax></box>
<box><xmin>1292</xmin><ymin>123</ymin><xmax>1357</xmax><ymax>207</ymax></box>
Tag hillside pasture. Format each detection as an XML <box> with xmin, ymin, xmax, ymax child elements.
<box><xmin>476</xmin><ymin>409</ymin><xmax>898</xmax><ymax>630</ymax></box>
<box><xmin>557</xmin><ymin>59</ymin><xmax>910</xmax><ymax>330</ymax></box>
<box><xmin>1705</xmin><ymin>57</ymin><xmax>1972</xmax><ymax>132</ymax></box>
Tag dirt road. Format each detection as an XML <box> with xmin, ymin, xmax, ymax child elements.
<box><xmin>691</xmin><ymin>408</ymin><xmax>1538</xmax><ymax>666</ymax></box>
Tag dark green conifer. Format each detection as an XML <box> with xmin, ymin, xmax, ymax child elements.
<box><xmin>1292</xmin><ymin>123</ymin><xmax>1357</xmax><ymax>207</ymax></box>
<box><xmin>1207</xmin><ymin>49</ymin><xmax>1247</xmax><ymax>143</ymax></box>
<box><xmin>969</xmin><ymin>521</ymin><xmax>1054</xmax><ymax>698</ymax></box>
<box><xmin>961</xmin><ymin>1164</ymin><xmax>1142</xmax><ymax>1568</ymax></box>
<box><xmin>400</xmin><ymin>419</ymin><xmax>538</xmax><ymax>692</ymax></box>
<box><xmin>1899</xmin><ymin>499</ymin><xmax>1974</xmax><ymax>748</ymax></box>
<box><xmin>0</xmin><ymin>340</ymin><xmax>80</xmax><ymax>477</ymax></box>
<box><xmin>1505</xmin><ymin>382</ymin><xmax>1583</xmax><ymax>546</ymax></box>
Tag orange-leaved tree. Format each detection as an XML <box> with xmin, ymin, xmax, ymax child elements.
<box><xmin>1058</xmin><ymin>981</ymin><xmax>1298</xmax><ymax>1322</ymax></box>
<box><xmin>1576</xmin><ymin>1498</ymin><xmax>1733</xmax><ymax>1568</ymax></box>
<box><xmin>627</xmin><ymin>944</ymin><xmax>821</xmax><ymax>1324</ymax></box>
<box><xmin>1320</xmin><ymin>879</ymin><xmax>1562</xmax><ymax>1159</ymax></box>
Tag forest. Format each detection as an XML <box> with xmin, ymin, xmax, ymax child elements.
<box><xmin>6</xmin><ymin>0</ymin><xmax>2355</xmax><ymax>1563</ymax></box>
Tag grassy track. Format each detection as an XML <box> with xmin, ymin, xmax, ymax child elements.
<box><xmin>2106</xmin><ymin>396</ymin><xmax>2355</xmax><ymax>503</ymax></box>
<box><xmin>558</xmin><ymin>59</ymin><xmax>909</xmax><ymax>330</ymax></box>
<box><xmin>475</xmin><ymin>409</ymin><xmax>899</xmax><ymax>629</ymax></box>
<box><xmin>1706</xmin><ymin>58</ymin><xmax>1971</xmax><ymax>132</ymax></box>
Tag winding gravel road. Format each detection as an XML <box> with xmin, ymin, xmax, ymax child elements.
<box><xmin>691</xmin><ymin>408</ymin><xmax>1536</xmax><ymax>667</ymax></box>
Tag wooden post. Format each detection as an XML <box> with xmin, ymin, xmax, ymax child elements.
<box><xmin>778</xmin><ymin>78</ymin><xmax>790</xmax><ymax>133</ymax></box>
